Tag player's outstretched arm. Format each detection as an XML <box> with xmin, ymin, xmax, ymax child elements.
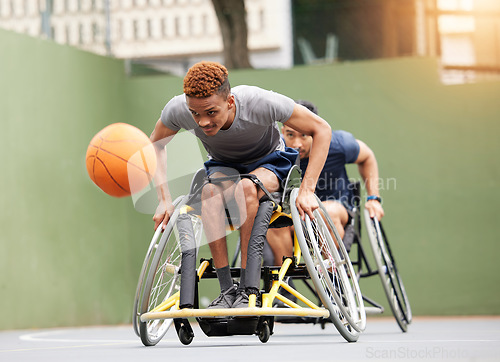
<box><xmin>284</xmin><ymin>104</ymin><xmax>332</xmax><ymax>220</ymax></box>
<box><xmin>355</xmin><ymin>140</ymin><xmax>384</xmax><ymax>220</ymax></box>
<box><xmin>150</xmin><ymin>118</ymin><xmax>178</xmax><ymax>230</ymax></box>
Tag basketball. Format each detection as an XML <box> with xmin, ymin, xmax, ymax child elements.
<box><xmin>86</xmin><ymin>123</ymin><xmax>157</xmax><ymax>198</ymax></box>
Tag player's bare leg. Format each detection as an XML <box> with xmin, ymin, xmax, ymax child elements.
<box><xmin>232</xmin><ymin>168</ymin><xmax>280</xmax><ymax>307</ymax></box>
<box><xmin>201</xmin><ymin>178</ymin><xmax>238</xmax><ymax>308</ymax></box>
<box><xmin>322</xmin><ymin>200</ymin><xmax>349</xmax><ymax>239</ymax></box>
<box><xmin>235</xmin><ymin>167</ymin><xmax>280</xmax><ymax>269</ymax></box>
<box><xmin>266</xmin><ymin>227</ymin><xmax>294</xmax><ymax>266</ymax></box>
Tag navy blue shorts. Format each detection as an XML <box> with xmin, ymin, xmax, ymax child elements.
<box><xmin>204</xmin><ymin>147</ymin><xmax>299</xmax><ymax>184</ymax></box>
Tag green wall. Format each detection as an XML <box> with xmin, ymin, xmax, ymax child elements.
<box><xmin>0</xmin><ymin>29</ymin><xmax>140</xmax><ymax>329</ymax></box>
<box><xmin>1</xmin><ymin>28</ymin><xmax>499</xmax><ymax>330</ymax></box>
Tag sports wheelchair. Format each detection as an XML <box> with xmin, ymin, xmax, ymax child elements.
<box><xmin>232</xmin><ymin>181</ymin><xmax>413</xmax><ymax>333</ymax></box>
<box><xmin>132</xmin><ymin>165</ymin><xmax>366</xmax><ymax>345</ymax></box>
<box><xmin>346</xmin><ymin>181</ymin><xmax>412</xmax><ymax>332</ymax></box>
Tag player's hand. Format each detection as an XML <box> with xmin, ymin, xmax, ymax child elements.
<box><xmin>153</xmin><ymin>202</ymin><xmax>174</xmax><ymax>231</ymax></box>
<box><xmin>365</xmin><ymin>200</ymin><xmax>384</xmax><ymax>221</ymax></box>
<box><xmin>295</xmin><ymin>188</ymin><xmax>319</xmax><ymax>221</ymax></box>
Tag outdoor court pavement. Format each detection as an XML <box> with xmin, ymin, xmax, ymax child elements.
<box><xmin>0</xmin><ymin>316</ymin><xmax>499</xmax><ymax>361</ymax></box>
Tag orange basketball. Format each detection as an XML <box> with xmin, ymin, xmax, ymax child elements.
<box><xmin>86</xmin><ymin>123</ymin><xmax>157</xmax><ymax>198</ymax></box>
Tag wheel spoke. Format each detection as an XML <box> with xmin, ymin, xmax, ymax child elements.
<box><xmin>290</xmin><ymin>189</ymin><xmax>365</xmax><ymax>341</ymax></box>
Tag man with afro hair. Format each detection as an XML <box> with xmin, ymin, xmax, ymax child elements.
<box><xmin>150</xmin><ymin>61</ymin><xmax>331</xmax><ymax>309</ymax></box>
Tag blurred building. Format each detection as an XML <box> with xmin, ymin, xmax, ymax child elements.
<box><xmin>1</xmin><ymin>0</ymin><xmax>499</xmax><ymax>82</ymax></box>
<box><xmin>291</xmin><ymin>0</ymin><xmax>500</xmax><ymax>84</ymax></box>
<box><xmin>0</xmin><ymin>0</ymin><xmax>293</xmax><ymax>75</ymax></box>
<box><xmin>420</xmin><ymin>0</ymin><xmax>500</xmax><ymax>83</ymax></box>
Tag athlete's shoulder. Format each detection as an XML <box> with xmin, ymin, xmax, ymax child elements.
<box><xmin>332</xmin><ymin>130</ymin><xmax>359</xmax><ymax>162</ymax></box>
<box><xmin>232</xmin><ymin>85</ymin><xmax>269</xmax><ymax>98</ymax></box>
<box><xmin>165</xmin><ymin>94</ymin><xmax>188</xmax><ymax>111</ymax></box>
<box><xmin>332</xmin><ymin>130</ymin><xmax>357</xmax><ymax>144</ymax></box>
<box><xmin>161</xmin><ymin>94</ymin><xmax>191</xmax><ymax>130</ymax></box>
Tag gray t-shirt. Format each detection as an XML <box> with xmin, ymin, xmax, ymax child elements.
<box><xmin>160</xmin><ymin>85</ymin><xmax>295</xmax><ymax>164</ymax></box>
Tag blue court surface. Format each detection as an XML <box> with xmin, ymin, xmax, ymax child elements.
<box><xmin>1</xmin><ymin>317</ymin><xmax>499</xmax><ymax>361</ymax></box>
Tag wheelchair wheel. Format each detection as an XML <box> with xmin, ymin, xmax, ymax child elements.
<box><xmin>178</xmin><ymin>324</ymin><xmax>194</xmax><ymax>345</ymax></box>
<box><xmin>363</xmin><ymin>209</ymin><xmax>412</xmax><ymax>332</ymax></box>
<box><xmin>290</xmin><ymin>189</ymin><xmax>366</xmax><ymax>342</ymax></box>
<box><xmin>139</xmin><ymin>197</ymin><xmax>203</xmax><ymax>346</ymax></box>
<box><xmin>132</xmin><ymin>225</ymin><xmax>163</xmax><ymax>337</ymax></box>
<box><xmin>257</xmin><ymin>320</ymin><xmax>271</xmax><ymax>343</ymax></box>
<box><xmin>132</xmin><ymin>196</ymin><xmax>187</xmax><ymax>337</ymax></box>
<box><xmin>132</xmin><ymin>198</ymin><xmax>183</xmax><ymax>337</ymax></box>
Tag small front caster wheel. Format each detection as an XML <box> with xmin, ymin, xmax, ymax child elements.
<box><xmin>178</xmin><ymin>325</ymin><xmax>194</xmax><ymax>345</ymax></box>
<box><xmin>258</xmin><ymin>322</ymin><xmax>270</xmax><ymax>343</ymax></box>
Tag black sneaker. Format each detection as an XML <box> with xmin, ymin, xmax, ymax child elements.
<box><xmin>207</xmin><ymin>285</ymin><xmax>237</xmax><ymax>309</ymax></box>
<box><xmin>232</xmin><ymin>288</ymin><xmax>261</xmax><ymax>308</ymax></box>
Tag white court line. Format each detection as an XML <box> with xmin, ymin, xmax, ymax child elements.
<box><xmin>2</xmin><ymin>342</ymin><xmax>137</xmax><ymax>353</ymax></box>
<box><xmin>18</xmin><ymin>328</ymin><xmax>500</xmax><ymax>345</ymax></box>
<box><xmin>18</xmin><ymin>329</ymin><xmax>258</xmax><ymax>345</ymax></box>
<box><xmin>19</xmin><ymin>329</ymin><xmax>137</xmax><ymax>344</ymax></box>
<box><xmin>8</xmin><ymin>323</ymin><xmax>499</xmax><ymax>354</ymax></box>
<box><xmin>0</xmin><ymin>329</ymin><xmax>142</xmax><ymax>353</ymax></box>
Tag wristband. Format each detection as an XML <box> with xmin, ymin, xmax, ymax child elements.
<box><xmin>366</xmin><ymin>195</ymin><xmax>382</xmax><ymax>203</ymax></box>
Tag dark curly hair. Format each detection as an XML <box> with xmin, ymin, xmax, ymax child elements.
<box><xmin>183</xmin><ymin>61</ymin><xmax>230</xmax><ymax>98</ymax></box>
<box><xmin>295</xmin><ymin>99</ymin><xmax>318</xmax><ymax>115</ymax></box>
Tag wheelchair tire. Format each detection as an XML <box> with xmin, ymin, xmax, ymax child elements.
<box><xmin>132</xmin><ymin>197</ymin><xmax>184</xmax><ymax>337</ymax></box>
<box><xmin>290</xmin><ymin>189</ymin><xmax>366</xmax><ymax>342</ymax></box>
<box><xmin>363</xmin><ymin>209</ymin><xmax>412</xmax><ymax>332</ymax></box>
<box><xmin>178</xmin><ymin>325</ymin><xmax>194</xmax><ymax>345</ymax></box>
<box><xmin>257</xmin><ymin>321</ymin><xmax>271</xmax><ymax>343</ymax></box>
<box><xmin>139</xmin><ymin>196</ymin><xmax>203</xmax><ymax>346</ymax></box>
